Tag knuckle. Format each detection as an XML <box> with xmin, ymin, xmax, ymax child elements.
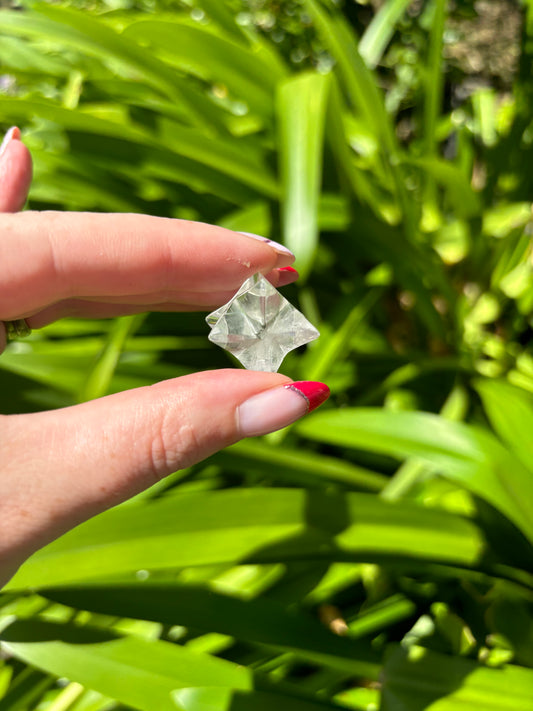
<box><xmin>148</xmin><ymin>410</ymin><xmax>200</xmax><ymax>482</ymax></box>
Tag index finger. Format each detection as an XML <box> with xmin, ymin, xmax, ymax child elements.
<box><xmin>0</xmin><ymin>211</ymin><xmax>294</xmax><ymax>320</ymax></box>
<box><xmin>0</xmin><ymin>128</ymin><xmax>33</xmax><ymax>213</ymax></box>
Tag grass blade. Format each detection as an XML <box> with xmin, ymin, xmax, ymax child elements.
<box><xmin>421</xmin><ymin>0</ymin><xmax>448</xmax><ymax>159</ymax></box>
<box><xmin>475</xmin><ymin>379</ymin><xmax>533</xmax><ymax>475</ymax></box>
<box><xmin>6</xmin><ymin>489</ymin><xmax>489</xmax><ymax>590</ymax></box>
<box><xmin>0</xmin><ymin>619</ymin><xmax>250</xmax><ymax>711</ymax></box>
<box><xmin>359</xmin><ymin>0</ymin><xmax>414</xmax><ymax>69</ymax></box>
<box><xmin>277</xmin><ymin>71</ymin><xmax>330</xmax><ymax>278</ymax></box>
<box><xmin>382</xmin><ymin>645</ymin><xmax>533</xmax><ymax>711</ymax></box>
<box><xmin>40</xmin><ymin>584</ymin><xmax>381</xmax><ymax>677</ymax></box>
<box><xmin>78</xmin><ymin>315</ymin><xmax>144</xmax><ymax>402</ymax></box>
<box><xmin>297</xmin><ymin>409</ymin><xmax>533</xmax><ymax>544</ymax></box>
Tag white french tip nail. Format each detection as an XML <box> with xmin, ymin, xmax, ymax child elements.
<box><xmin>0</xmin><ymin>127</ymin><xmax>18</xmax><ymax>158</ymax></box>
<box><xmin>237</xmin><ymin>385</ymin><xmax>309</xmax><ymax>437</ymax></box>
<box><xmin>238</xmin><ymin>231</ymin><xmax>295</xmax><ymax>259</ymax></box>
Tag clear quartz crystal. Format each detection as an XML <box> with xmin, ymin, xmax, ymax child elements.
<box><xmin>206</xmin><ymin>273</ymin><xmax>319</xmax><ymax>372</ymax></box>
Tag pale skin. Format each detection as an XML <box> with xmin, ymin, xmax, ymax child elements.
<box><xmin>0</xmin><ymin>133</ymin><xmax>304</xmax><ymax>587</ymax></box>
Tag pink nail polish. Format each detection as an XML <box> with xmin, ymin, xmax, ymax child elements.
<box><xmin>0</xmin><ymin>126</ymin><xmax>20</xmax><ymax>157</ymax></box>
<box><xmin>285</xmin><ymin>381</ymin><xmax>330</xmax><ymax>412</ymax></box>
<box><xmin>278</xmin><ymin>266</ymin><xmax>298</xmax><ymax>275</ymax></box>
<box><xmin>237</xmin><ymin>381</ymin><xmax>329</xmax><ymax>437</ymax></box>
<box><xmin>238</xmin><ymin>231</ymin><xmax>295</xmax><ymax>259</ymax></box>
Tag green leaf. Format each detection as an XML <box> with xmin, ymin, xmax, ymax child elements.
<box><xmin>0</xmin><ymin>98</ymin><xmax>277</xmax><ymax>201</ymax></box>
<box><xmin>196</xmin><ymin>0</ymin><xmax>246</xmax><ymax>40</ymax></box>
<box><xmin>0</xmin><ymin>36</ymin><xmax>70</xmax><ymax>76</ymax></box>
<box><xmin>475</xmin><ymin>379</ymin><xmax>533</xmax><ymax>476</ymax></box>
<box><xmin>1</xmin><ymin>620</ymin><xmax>349</xmax><ymax>711</ymax></box>
<box><xmin>40</xmin><ymin>584</ymin><xmax>380</xmax><ymax>677</ymax></box>
<box><xmin>421</xmin><ymin>0</ymin><xmax>448</xmax><ymax>159</ymax></box>
<box><xmin>407</xmin><ymin>156</ymin><xmax>482</xmax><ymax>219</ymax></box>
<box><xmin>277</xmin><ymin>71</ymin><xmax>330</xmax><ymax>279</ymax></box>
<box><xmin>217</xmin><ymin>439</ymin><xmax>387</xmax><ymax>491</ymax></box>
<box><xmin>381</xmin><ymin>645</ymin><xmax>533</xmax><ymax>710</ymax></box>
<box><xmin>123</xmin><ymin>19</ymin><xmax>286</xmax><ymax>117</ymax></box>
<box><xmin>359</xmin><ymin>0</ymin><xmax>414</xmax><ymax>69</ymax></box>
<box><xmin>6</xmin><ymin>489</ymin><xmax>488</xmax><ymax>590</ymax></box>
<box><xmin>0</xmin><ymin>666</ymin><xmax>54</xmax><ymax>711</ymax></box>
<box><xmin>0</xmin><ymin>620</ymin><xmax>250</xmax><ymax>711</ymax></box>
<box><xmin>78</xmin><ymin>315</ymin><xmax>144</xmax><ymax>402</ymax></box>
<box><xmin>0</xmin><ymin>7</ymin><xmax>184</xmax><ymax>104</ymax></box>
<box><xmin>304</xmin><ymin>288</ymin><xmax>384</xmax><ymax>384</ymax></box>
<box><xmin>303</xmin><ymin>0</ymin><xmax>397</xmax><ymax>158</ymax></box>
<box><xmin>296</xmin><ymin>409</ymin><xmax>533</xmax><ymax>544</ymax></box>
<box><xmin>303</xmin><ymin>0</ymin><xmax>421</xmax><ymax>249</ymax></box>
<box><xmin>323</xmin><ymin>78</ymin><xmax>388</xmax><ymax>214</ymax></box>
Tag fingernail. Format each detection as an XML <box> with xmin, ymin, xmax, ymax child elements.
<box><xmin>237</xmin><ymin>381</ymin><xmax>330</xmax><ymax>437</ymax></box>
<box><xmin>0</xmin><ymin>126</ymin><xmax>20</xmax><ymax>157</ymax></box>
<box><xmin>275</xmin><ymin>265</ymin><xmax>299</xmax><ymax>287</ymax></box>
<box><xmin>238</xmin><ymin>231</ymin><xmax>295</xmax><ymax>259</ymax></box>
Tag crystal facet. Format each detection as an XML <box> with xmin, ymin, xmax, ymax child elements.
<box><xmin>206</xmin><ymin>273</ymin><xmax>319</xmax><ymax>372</ymax></box>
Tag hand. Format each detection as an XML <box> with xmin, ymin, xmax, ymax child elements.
<box><xmin>0</xmin><ymin>128</ymin><xmax>329</xmax><ymax>587</ymax></box>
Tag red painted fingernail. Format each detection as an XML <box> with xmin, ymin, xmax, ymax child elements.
<box><xmin>237</xmin><ymin>380</ymin><xmax>330</xmax><ymax>437</ymax></box>
<box><xmin>0</xmin><ymin>126</ymin><xmax>20</xmax><ymax>157</ymax></box>
<box><xmin>276</xmin><ymin>265</ymin><xmax>299</xmax><ymax>286</ymax></box>
<box><xmin>285</xmin><ymin>381</ymin><xmax>330</xmax><ymax>412</ymax></box>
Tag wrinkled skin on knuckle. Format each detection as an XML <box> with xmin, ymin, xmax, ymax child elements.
<box><xmin>147</xmin><ymin>407</ymin><xmax>201</xmax><ymax>482</ymax></box>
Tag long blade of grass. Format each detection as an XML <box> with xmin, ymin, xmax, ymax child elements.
<box><xmin>303</xmin><ymin>0</ymin><xmax>419</xmax><ymax>240</ymax></box>
<box><xmin>475</xmin><ymin>379</ymin><xmax>533</xmax><ymax>475</ymax></box>
<box><xmin>304</xmin><ymin>288</ymin><xmax>384</xmax><ymax>383</ymax></box>
<box><xmin>421</xmin><ymin>0</ymin><xmax>448</xmax><ymax>159</ymax></box>
<box><xmin>297</xmin><ymin>409</ymin><xmax>533</xmax><ymax>544</ymax></box>
<box><xmin>78</xmin><ymin>315</ymin><xmax>144</xmax><ymax>403</ymax></box>
<box><xmin>303</xmin><ymin>0</ymin><xmax>397</xmax><ymax>157</ymax></box>
<box><xmin>381</xmin><ymin>383</ymin><xmax>469</xmax><ymax>501</ymax></box>
<box><xmin>40</xmin><ymin>584</ymin><xmax>380</xmax><ymax>677</ymax></box>
<box><xmin>196</xmin><ymin>0</ymin><xmax>246</xmax><ymax>40</ymax></box>
<box><xmin>6</xmin><ymin>489</ymin><xmax>488</xmax><ymax>590</ymax></box>
<box><xmin>0</xmin><ymin>8</ymin><xmax>185</xmax><ymax>107</ymax></box>
<box><xmin>123</xmin><ymin>19</ymin><xmax>286</xmax><ymax>118</ymax></box>
<box><xmin>0</xmin><ymin>98</ymin><xmax>278</xmax><ymax>200</ymax></box>
<box><xmin>381</xmin><ymin>644</ymin><xmax>533</xmax><ymax>711</ymax></box>
<box><xmin>0</xmin><ymin>619</ymin><xmax>250</xmax><ymax>711</ymax></box>
<box><xmin>359</xmin><ymin>0</ymin><xmax>414</xmax><ymax>69</ymax></box>
<box><xmin>217</xmin><ymin>440</ymin><xmax>387</xmax><ymax>492</ymax></box>
<box><xmin>419</xmin><ymin>0</ymin><xmax>447</xmax><ymax>220</ymax></box>
<box><xmin>277</xmin><ymin>71</ymin><xmax>330</xmax><ymax>278</ymax></box>
<box><xmin>0</xmin><ymin>620</ymin><xmax>348</xmax><ymax>711</ymax></box>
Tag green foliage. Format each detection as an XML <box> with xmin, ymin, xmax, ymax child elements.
<box><xmin>1</xmin><ymin>1</ymin><xmax>533</xmax><ymax>709</ymax></box>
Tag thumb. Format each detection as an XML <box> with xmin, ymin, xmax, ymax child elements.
<box><xmin>0</xmin><ymin>370</ymin><xmax>329</xmax><ymax>580</ymax></box>
<box><xmin>0</xmin><ymin>127</ymin><xmax>33</xmax><ymax>212</ymax></box>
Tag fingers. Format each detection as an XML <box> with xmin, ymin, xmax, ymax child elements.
<box><xmin>0</xmin><ymin>127</ymin><xmax>33</xmax><ymax>351</ymax></box>
<box><xmin>25</xmin><ymin>266</ymin><xmax>300</xmax><ymax>328</ymax></box>
<box><xmin>0</xmin><ymin>127</ymin><xmax>33</xmax><ymax>213</ymax></box>
<box><xmin>0</xmin><ymin>211</ymin><xmax>294</xmax><ymax>321</ymax></box>
<box><xmin>0</xmin><ymin>371</ymin><xmax>329</xmax><ymax>581</ymax></box>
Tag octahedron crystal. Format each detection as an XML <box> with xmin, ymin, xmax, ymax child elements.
<box><xmin>206</xmin><ymin>273</ymin><xmax>319</xmax><ymax>373</ymax></box>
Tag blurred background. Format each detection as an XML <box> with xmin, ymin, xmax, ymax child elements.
<box><xmin>0</xmin><ymin>1</ymin><xmax>532</xmax><ymax>710</ymax></box>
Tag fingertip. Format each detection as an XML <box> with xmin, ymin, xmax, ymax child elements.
<box><xmin>266</xmin><ymin>265</ymin><xmax>300</xmax><ymax>288</ymax></box>
<box><xmin>0</xmin><ymin>133</ymin><xmax>33</xmax><ymax>212</ymax></box>
<box><xmin>237</xmin><ymin>231</ymin><xmax>295</xmax><ymax>268</ymax></box>
<box><xmin>0</xmin><ymin>126</ymin><xmax>20</xmax><ymax>157</ymax></box>
<box><xmin>237</xmin><ymin>380</ymin><xmax>330</xmax><ymax>437</ymax></box>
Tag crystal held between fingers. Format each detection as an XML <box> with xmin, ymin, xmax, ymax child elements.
<box><xmin>206</xmin><ymin>273</ymin><xmax>320</xmax><ymax>373</ymax></box>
